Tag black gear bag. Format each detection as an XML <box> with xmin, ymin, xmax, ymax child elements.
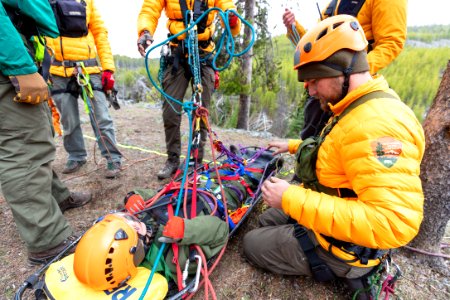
<box><xmin>49</xmin><ymin>0</ymin><xmax>88</xmax><ymax>38</ymax></box>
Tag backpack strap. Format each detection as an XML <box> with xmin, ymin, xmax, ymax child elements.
<box><xmin>290</xmin><ymin>220</ymin><xmax>336</xmax><ymax>282</ymax></box>
<box><xmin>338</xmin><ymin>90</ymin><xmax>398</xmax><ymax>121</ymax></box>
<box><xmin>324</xmin><ymin>0</ymin><xmax>338</xmax><ymax>17</ymax></box>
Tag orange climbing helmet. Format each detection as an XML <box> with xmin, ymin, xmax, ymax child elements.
<box><xmin>294</xmin><ymin>14</ymin><xmax>368</xmax><ymax>70</ymax></box>
<box><xmin>73</xmin><ymin>212</ymin><xmax>146</xmax><ymax>291</ymax></box>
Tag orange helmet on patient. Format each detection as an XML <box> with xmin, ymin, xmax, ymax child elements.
<box><xmin>73</xmin><ymin>212</ymin><xmax>146</xmax><ymax>291</ymax></box>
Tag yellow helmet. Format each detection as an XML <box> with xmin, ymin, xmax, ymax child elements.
<box><xmin>73</xmin><ymin>213</ymin><xmax>145</xmax><ymax>291</ymax></box>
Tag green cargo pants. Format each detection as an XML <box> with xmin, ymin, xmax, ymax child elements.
<box><xmin>243</xmin><ymin>208</ymin><xmax>373</xmax><ymax>279</ymax></box>
<box><xmin>161</xmin><ymin>59</ymin><xmax>215</xmax><ymax>160</ymax></box>
<box><xmin>0</xmin><ymin>73</ymin><xmax>72</xmax><ymax>252</ymax></box>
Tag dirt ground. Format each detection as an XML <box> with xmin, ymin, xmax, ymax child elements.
<box><xmin>0</xmin><ymin>103</ymin><xmax>449</xmax><ymax>300</ymax></box>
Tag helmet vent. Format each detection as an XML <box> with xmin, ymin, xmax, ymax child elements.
<box><xmin>333</xmin><ymin>22</ymin><xmax>344</xmax><ymax>30</ymax></box>
<box><xmin>109</xmin><ymin>247</ymin><xmax>114</xmax><ymax>254</ymax></box>
<box><xmin>106</xmin><ymin>258</ymin><xmax>112</xmax><ymax>265</ymax></box>
<box><xmin>106</xmin><ymin>275</ymin><xmax>114</xmax><ymax>282</ymax></box>
<box><xmin>316</xmin><ymin>29</ymin><xmax>328</xmax><ymax>41</ymax></box>
<box><xmin>105</xmin><ymin>268</ymin><xmax>113</xmax><ymax>275</ymax></box>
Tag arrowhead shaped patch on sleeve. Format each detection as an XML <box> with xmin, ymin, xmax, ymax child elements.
<box><xmin>370</xmin><ymin>137</ymin><xmax>403</xmax><ymax>168</ymax></box>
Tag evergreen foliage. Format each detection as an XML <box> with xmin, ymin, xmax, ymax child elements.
<box><xmin>113</xmin><ymin>25</ymin><xmax>449</xmax><ymax>136</ymax></box>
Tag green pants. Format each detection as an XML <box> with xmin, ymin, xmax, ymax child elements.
<box><xmin>243</xmin><ymin>208</ymin><xmax>373</xmax><ymax>279</ymax></box>
<box><xmin>161</xmin><ymin>60</ymin><xmax>215</xmax><ymax>159</ymax></box>
<box><xmin>0</xmin><ymin>73</ymin><xmax>72</xmax><ymax>252</ymax></box>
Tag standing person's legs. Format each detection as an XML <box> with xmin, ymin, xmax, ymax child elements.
<box><xmin>0</xmin><ymin>74</ymin><xmax>72</xmax><ymax>256</ymax></box>
<box><xmin>88</xmin><ymin>74</ymin><xmax>122</xmax><ymax>164</ymax></box>
<box><xmin>157</xmin><ymin>64</ymin><xmax>190</xmax><ymax>179</ymax></box>
<box><xmin>51</xmin><ymin>76</ymin><xmax>87</xmax><ymax>173</ymax></box>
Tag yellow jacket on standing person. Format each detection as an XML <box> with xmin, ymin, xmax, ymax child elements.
<box><xmin>46</xmin><ymin>0</ymin><xmax>115</xmax><ymax>77</ymax></box>
<box><xmin>291</xmin><ymin>0</ymin><xmax>407</xmax><ymax>74</ymax></box>
<box><xmin>284</xmin><ymin>76</ymin><xmax>425</xmax><ymax>266</ymax></box>
<box><xmin>138</xmin><ymin>0</ymin><xmax>241</xmax><ymax>51</ymax></box>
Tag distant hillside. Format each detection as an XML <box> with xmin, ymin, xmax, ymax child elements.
<box><xmin>113</xmin><ymin>25</ymin><xmax>450</xmax><ymax>137</ymax></box>
<box><xmin>407</xmin><ymin>25</ymin><xmax>450</xmax><ymax>43</ymax></box>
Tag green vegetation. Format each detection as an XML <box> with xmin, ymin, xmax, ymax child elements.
<box><xmin>407</xmin><ymin>25</ymin><xmax>450</xmax><ymax>43</ymax></box>
<box><xmin>114</xmin><ymin>25</ymin><xmax>449</xmax><ymax>137</ymax></box>
<box><xmin>379</xmin><ymin>47</ymin><xmax>448</xmax><ymax>121</ymax></box>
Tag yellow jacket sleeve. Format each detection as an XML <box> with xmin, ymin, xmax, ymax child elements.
<box><xmin>89</xmin><ymin>0</ymin><xmax>115</xmax><ymax>72</ymax></box>
<box><xmin>137</xmin><ymin>0</ymin><xmax>164</xmax><ymax>37</ymax></box>
<box><xmin>357</xmin><ymin>0</ymin><xmax>407</xmax><ymax>74</ymax></box>
<box><xmin>288</xmin><ymin>139</ymin><xmax>302</xmax><ymax>154</ymax></box>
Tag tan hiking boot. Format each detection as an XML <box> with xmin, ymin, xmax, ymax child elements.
<box><xmin>157</xmin><ymin>160</ymin><xmax>179</xmax><ymax>180</ymax></box>
<box><xmin>62</xmin><ymin>160</ymin><xmax>86</xmax><ymax>174</ymax></box>
<box><xmin>58</xmin><ymin>192</ymin><xmax>92</xmax><ymax>213</ymax></box>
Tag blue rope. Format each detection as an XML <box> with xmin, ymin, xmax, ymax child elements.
<box><xmin>144</xmin><ymin>8</ymin><xmax>256</xmax><ymax>107</ymax></box>
<box><xmin>288</xmin><ymin>23</ymin><xmax>301</xmax><ymax>47</ymax></box>
<box><xmin>140</xmin><ymin>8</ymin><xmax>255</xmax><ymax>299</ymax></box>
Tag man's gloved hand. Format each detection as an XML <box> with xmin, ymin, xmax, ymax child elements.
<box><xmin>228</xmin><ymin>12</ymin><xmax>238</xmax><ymax>28</ymax></box>
<box><xmin>137</xmin><ymin>30</ymin><xmax>153</xmax><ymax>57</ymax></box>
<box><xmin>9</xmin><ymin>72</ymin><xmax>49</xmax><ymax>104</ymax></box>
<box><xmin>101</xmin><ymin>70</ymin><xmax>115</xmax><ymax>92</ymax></box>
<box><xmin>158</xmin><ymin>216</ymin><xmax>185</xmax><ymax>243</ymax></box>
<box><xmin>124</xmin><ymin>193</ymin><xmax>146</xmax><ymax>214</ymax></box>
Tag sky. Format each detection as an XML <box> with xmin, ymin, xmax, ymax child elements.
<box><xmin>96</xmin><ymin>0</ymin><xmax>450</xmax><ymax>58</ymax></box>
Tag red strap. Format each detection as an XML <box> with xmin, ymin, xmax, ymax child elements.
<box><xmin>240</xmin><ymin>179</ymin><xmax>255</xmax><ymax>198</ymax></box>
<box><xmin>244</xmin><ymin>167</ymin><xmax>263</xmax><ymax>173</ymax></box>
<box><xmin>167</xmin><ymin>203</ymin><xmax>183</xmax><ymax>291</ymax></box>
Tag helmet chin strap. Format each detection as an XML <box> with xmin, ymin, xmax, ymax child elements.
<box><xmin>321</xmin><ymin>52</ymin><xmax>360</xmax><ymax>100</ymax></box>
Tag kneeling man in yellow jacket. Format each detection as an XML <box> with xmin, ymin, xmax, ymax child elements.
<box><xmin>243</xmin><ymin>15</ymin><xmax>425</xmax><ymax>300</ymax></box>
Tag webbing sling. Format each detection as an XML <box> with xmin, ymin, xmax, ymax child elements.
<box><xmin>292</xmin><ymin>221</ymin><xmax>336</xmax><ymax>282</ymax></box>
<box><xmin>292</xmin><ymin>90</ymin><xmax>398</xmax><ymax>280</ymax></box>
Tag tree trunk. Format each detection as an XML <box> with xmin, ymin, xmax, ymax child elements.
<box><xmin>408</xmin><ymin>61</ymin><xmax>450</xmax><ymax>274</ymax></box>
<box><xmin>236</xmin><ymin>0</ymin><xmax>255</xmax><ymax>130</ymax></box>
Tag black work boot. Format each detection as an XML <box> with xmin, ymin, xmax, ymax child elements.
<box><xmin>58</xmin><ymin>192</ymin><xmax>92</xmax><ymax>213</ymax></box>
<box><xmin>157</xmin><ymin>153</ymin><xmax>179</xmax><ymax>180</ymax></box>
<box><xmin>28</xmin><ymin>235</ymin><xmax>78</xmax><ymax>266</ymax></box>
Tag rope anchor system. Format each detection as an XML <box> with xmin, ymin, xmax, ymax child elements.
<box><xmin>140</xmin><ymin>7</ymin><xmax>256</xmax><ymax>300</ymax></box>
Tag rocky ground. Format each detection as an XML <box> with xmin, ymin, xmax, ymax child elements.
<box><xmin>0</xmin><ymin>102</ymin><xmax>449</xmax><ymax>300</ymax></box>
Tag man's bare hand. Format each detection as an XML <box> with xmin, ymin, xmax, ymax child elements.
<box><xmin>261</xmin><ymin>177</ymin><xmax>290</xmax><ymax>209</ymax></box>
<box><xmin>282</xmin><ymin>8</ymin><xmax>296</xmax><ymax>29</ymax></box>
<box><xmin>268</xmin><ymin>141</ymin><xmax>289</xmax><ymax>156</ymax></box>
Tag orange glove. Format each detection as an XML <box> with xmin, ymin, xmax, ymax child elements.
<box><xmin>124</xmin><ymin>193</ymin><xmax>145</xmax><ymax>214</ymax></box>
<box><xmin>161</xmin><ymin>216</ymin><xmax>184</xmax><ymax>243</ymax></box>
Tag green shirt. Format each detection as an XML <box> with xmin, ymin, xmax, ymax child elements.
<box><xmin>0</xmin><ymin>0</ymin><xmax>59</xmax><ymax>76</ymax></box>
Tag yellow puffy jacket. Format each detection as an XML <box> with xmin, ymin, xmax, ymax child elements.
<box><xmin>290</xmin><ymin>0</ymin><xmax>407</xmax><ymax>74</ymax></box>
<box><xmin>138</xmin><ymin>0</ymin><xmax>241</xmax><ymax>51</ymax></box>
<box><xmin>47</xmin><ymin>0</ymin><xmax>115</xmax><ymax>77</ymax></box>
<box><xmin>284</xmin><ymin>76</ymin><xmax>425</xmax><ymax>267</ymax></box>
